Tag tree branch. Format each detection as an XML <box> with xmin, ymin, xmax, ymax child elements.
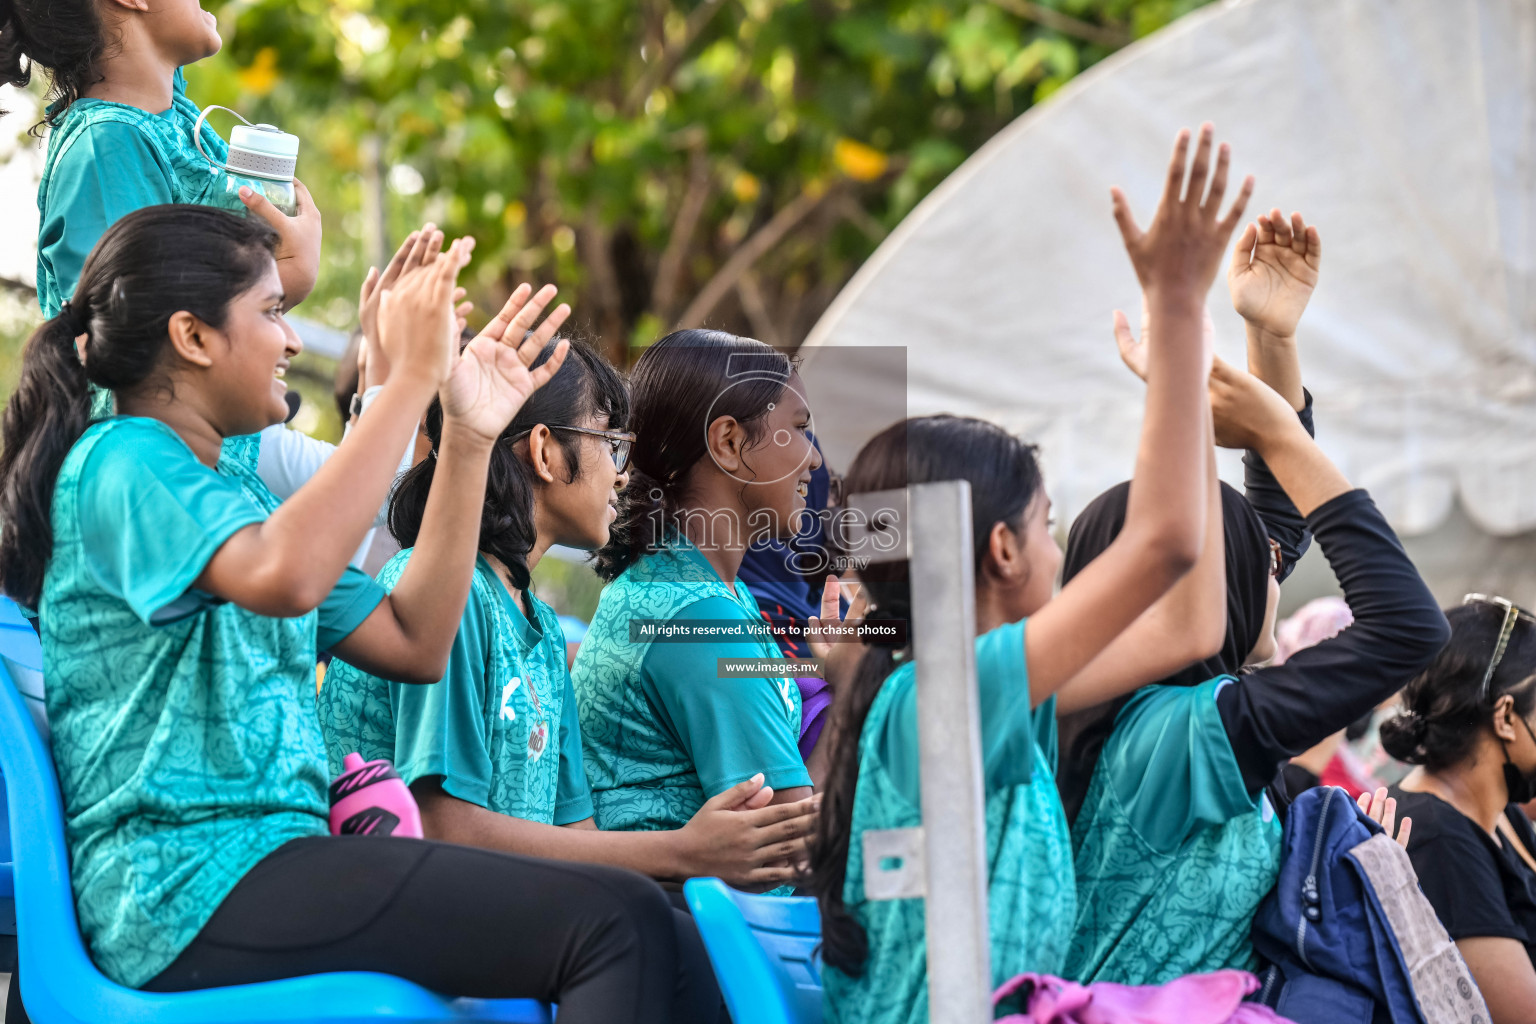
<box><xmin>624</xmin><ymin>0</ymin><xmax>730</xmax><ymax>115</ymax></box>
<box><xmin>735</xmin><ymin>271</ymin><xmax>783</xmax><ymax>349</ymax></box>
<box><xmin>989</xmin><ymin>0</ymin><xmax>1130</xmax><ymax>49</ymax></box>
<box><xmin>676</xmin><ymin>181</ymin><xmax>845</xmax><ymax>329</ymax></box>
<box><xmin>652</xmin><ymin>135</ymin><xmax>713</xmax><ymax>322</ymax></box>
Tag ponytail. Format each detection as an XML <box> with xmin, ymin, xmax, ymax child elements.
<box><xmin>0</xmin><ymin>315</ymin><xmax>93</xmax><ymax>606</ymax></box>
<box><xmin>807</xmin><ymin>628</ymin><xmax>906</xmax><ymax>975</ymax></box>
<box><xmin>0</xmin><ymin>204</ymin><xmax>279</xmax><ymax>607</ymax></box>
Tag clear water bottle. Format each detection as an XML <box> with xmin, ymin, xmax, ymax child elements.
<box><xmin>193</xmin><ymin>105</ymin><xmax>300</xmax><ymax>217</ymax></box>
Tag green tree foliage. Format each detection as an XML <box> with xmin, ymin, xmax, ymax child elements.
<box><xmin>194</xmin><ymin>0</ymin><xmax>1212</xmax><ymax>363</ymax></box>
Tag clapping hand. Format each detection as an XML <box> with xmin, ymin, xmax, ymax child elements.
<box><xmin>440</xmin><ymin>284</ymin><xmax>572</xmax><ymax>443</ymax></box>
<box><xmin>376</xmin><ymin>236</ymin><xmax>475</xmax><ymax>390</ymax></box>
<box><xmin>1228</xmin><ymin>209</ymin><xmax>1321</xmax><ymax>343</ymax></box>
<box><xmin>357</xmin><ymin>225</ymin><xmax>474</xmax><ymax>390</ymax></box>
<box><xmin>807</xmin><ymin>575</ymin><xmax>870</xmax><ymax>691</ymax></box>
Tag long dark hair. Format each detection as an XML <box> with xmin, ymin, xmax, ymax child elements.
<box><xmin>0</xmin><ymin>0</ymin><xmax>106</xmax><ymax>126</ymax></box>
<box><xmin>806</xmin><ymin>414</ymin><xmax>1042</xmax><ymax>976</ymax></box>
<box><xmin>1053</xmin><ymin>481</ymin><xmax>1272</xmax><ymax>824</ymax></box>
<box><xmin>388</xmin><ymin>337</ymin><xmax>627</xmax><ymax>591</ymax></box>
<box><xmin>1380</xmin><ymin>601</ymin><xmax>1536</xmax><ymax>771</ymax></box>
<box><xmin>0</xmin><ymin>205</ymin><xmax>278</xmax><ymax>608</ymax></box>
<box><xmin>593</xmin><ymin>328</ymin><xmax>791</xmax><ymax>581</ymax></box>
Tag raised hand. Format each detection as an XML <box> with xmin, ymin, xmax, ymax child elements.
<box><xmin>376</xmin><ymin>235</ymin><xmax>475</xmax><ymax>389</ymax></box>
<box><xmin>440</xmin><ymin>283</ymin><xmax>572</xmax><ymax>442</ymax></box>
<box><xmin>806</xmin><ymin>575</ymin><xmax>869</xmax><ymax>691</ymax></box>
<box><xmin>358</xmin><ymin>225</ymin><xmax>474</xmax><ymax>390</ymax></box>
<box><xmin>1207</xmin><ymin>357</ymin><xmax>1304</xmax><ymax>451</ymax></box>
<box><xmin>240</xmin><ymin>178</ymin><xmax>322</xmax><ymax>310</ymax></box>
<box><xmin>1358</xmin><ymin>786</ymin><xmax>1412</xmax><ymax>849</ymax></box>
<box><xmin>1229</xmin><ymin>209</ymin><xmax>1321</xmax><ymax>342</ymax></box>
<box><xmin>1113</xmin><ymin>295</ymin><xmax>1216</xmax><ymax>384</ymax></box>
<box><xmin>1111</xmin><ymin>123</ymin><xmax>1255</xmax><ymax>300</ymax></box>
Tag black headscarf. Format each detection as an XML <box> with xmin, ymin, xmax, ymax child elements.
<box><xmin>1054</xmin><ymin>480</ymin><xmax>1272</xmax><ymax>824</ymax></box>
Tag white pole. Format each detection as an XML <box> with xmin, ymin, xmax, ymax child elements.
<box><xmin>848</xmin><ymin>481</ymin><xmax>991</xmax><ymax>1024</ymax></box>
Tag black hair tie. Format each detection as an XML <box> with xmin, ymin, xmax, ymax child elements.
<box><xmin>59</xmin><ymin>301</ymin><xmax>88</xmax><ymax>337</ymax></box>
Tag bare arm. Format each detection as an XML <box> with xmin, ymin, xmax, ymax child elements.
<box><xmin>332</xmin><ymin>286</ymin><xmax>571</xmax><ymax>683</ymax></box>
<box><xmin>413</xmin><ymin>775</ymin><xmax>819</xmax><ymax>891</ymax></box>
<box><xmin>1055</xmin><ymin>429</ymin><xmax>1225</xmax><ymax>715</ymax></box>
<box><xmin>1456</xmin><ymin>937</ymin><xmax>1536</xmax><ymax>1024</ymax></box>
<box><xmin>1025</xmin><ymin>124</ymin><xmax>1253</xmax><ymax>702</ymax></box>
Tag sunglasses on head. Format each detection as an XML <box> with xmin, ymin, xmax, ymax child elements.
<box><xmin>1463</xmin><ymin>593</ymin><xmax>1536</xmax><ymax>701</ymax></box>
<box><xmin>511</xmin><ymin>425</ymin><xmax>636</xmax><ymax>473</ymax></box>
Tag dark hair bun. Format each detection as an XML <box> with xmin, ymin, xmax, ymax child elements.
<box><xmin>1378</xmin><ymin>710</ymin><xmax>1429</xmax><ymax>764</ymax></box>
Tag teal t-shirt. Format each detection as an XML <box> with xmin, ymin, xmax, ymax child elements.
<box><xmin>1064</xmin><ymin>677</ymin><xmax>1283</xmax><ymax>985</ymax></box>
<box><xmin>36</xmin><ymin>67</ymin><xmax>266</xmax><ymax>474</ymax></box>
<box><xmin>319</xmin><ymin>551</ymin><xmax>593</xmax><ymax>826</ymax></box>
<box><xmin>40</xmin><ymin>416</ymin><xmax>386</xmax><ymax>988</ymax></box>
<box><xmin>572</xmin><ymin>536</ymin><xmax>809</xmax><ymax>833</ymax></box>
<box><xmin>824</xmin><ymin>621</ymin><xmax>1076</xmax><ymax>1024</ymax></box>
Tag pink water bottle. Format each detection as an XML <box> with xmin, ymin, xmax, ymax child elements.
<box><xmin>329</xmin><ymin>753</ymin><xmax>424</xmax><ymax>838</ymax></box>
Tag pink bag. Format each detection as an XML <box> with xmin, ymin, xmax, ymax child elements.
<box><xmin>992</xmin><ymin>970</ymin><xmax>1297</xmax><ymax>1024</ymax></box>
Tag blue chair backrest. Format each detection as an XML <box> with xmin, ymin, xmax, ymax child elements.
<box><xmin>683</xmin><ymin>877</ymin><xmax>823</xmax><ymax>1024</ymax></box>
<box><xmin>0</xmin><ymin>596</ymin><xmax>550</xmax><ymax>1023</ymax></box>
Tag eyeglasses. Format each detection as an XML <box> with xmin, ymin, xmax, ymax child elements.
<box><xmin>1463</xmin><ymin>593</ymin><xmax>1536</xmax><ymax>700</ymax></box>
<box><xmin>512</xmin><ymin>425</ymin><xmax>636</xmax><ymax>472</ymax></box>
<box><xmin>1268</xmin><ymin>537</ymin><xmax>1283</xmax><ymax>578</ymax></box>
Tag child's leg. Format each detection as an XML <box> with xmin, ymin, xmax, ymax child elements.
<box><xmin>143</xmin><ymin>836</ymin><xmax>687</xmax><ymax>1024</ymax></box>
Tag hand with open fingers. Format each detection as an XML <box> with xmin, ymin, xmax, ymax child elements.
<box><xmin>376</xmin><ymin>235</ymin><xmax>474</xmax><ymax>387</ymax></box>
<box><xmin>677</xmin><ymin>775</ymin><xmax>821</xmax><ymax>891</ymax></box>
<box><xmin>1229</xmin><ymin>209</ymin><xmax>1321</xmax><ymax>341</ymax></box>
<box><xmin>1113</xmin><ymin>295</ymin><xmax>1217</xmax><ymax>384</ymax></box>
<box><xmin>240</xmin><ymin>178</ymin><xmax>322</xmax><ymax>309</ymax></box>
<box><xmin>1207</xmin><ymin>357</ymin><xmax>1298</xmax><ymax>450</ymax></box>
<box><xmin>1111</xmin><ymin>123</ymin><xmax>1255</xmax><ymax>300</ymax></box>
<box><xmin>358</xmin><ymin>225</ymin><xmax>441</xmax><ymax>388</ymax></box>
<box><xmin>807</xmin><ymin>576</ymin><xmax>870</xmax><ymax>692</ymax></box>
<box><xmin>440</xmin><ymin>282</ymin><xmax>572</xmax><ymax>442</ymax></box>
<box><xmin>1358</xmin><ymin>787</ymin><xmax>1412</xmax><ymax>849</ymax></box>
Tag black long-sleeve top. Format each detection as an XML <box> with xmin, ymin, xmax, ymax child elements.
<box><xmin>1215</xmin><ymin>488</ymin><xmax>1451</xmax><ymax>793</ymax></box>
<box><xmin>1245</xmin><ymin>390</ymin><xmax>1316</xmax><ymax>583</ymax></box>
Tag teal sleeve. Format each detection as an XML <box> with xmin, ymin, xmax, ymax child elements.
<box><xmin>390</xmin><ymin>588</ymin><xmax>496</xmax><ymax>807</ymax></box>
<box><xmin>553</xmin><ymin>665</ymin><xmax>594</xmax><ymax>825</ymax></box>
<box><xmin>316</xmin><ymin>566</ymin><xmax>387</xmax><ymax>650</ymax></box>
<box><xmin>40</xmin><ymin>121</ymin><xmax>174</xmax><ymax>315</ymax></box>
<box><xmin>882</xmin><ymin>620</ymin><xmax>1038</xmax><ymax>804</ymax></box>
<box><xmin>639</xmin><ymin>595</ymin><xmax>811</xmax><ymax>797</ymax></box>
<box><xmin>1102</xmin><ymin>678</ymin><xmax>1256</xmax><ymax>854</ymax></box>
<box><xmin>79</xmin><ymin>422</ymin><xmax>264</xmax><ymax>626</ymax></box>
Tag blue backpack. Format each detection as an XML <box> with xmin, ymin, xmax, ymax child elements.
<box><xmin>1251</xmin><ymin>786</ymin><xmax>1479</xmax><ymax>1024</ymax></box>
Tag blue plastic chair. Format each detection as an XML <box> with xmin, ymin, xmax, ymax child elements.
<box><xmin>0</xmin><ymin>596</ymin><xmax>550</xmax><ymax>1023</ymax></box>
<box><xmin>683</xmin><ymin>877</ymin><xmax>823</xmax><ymax>1024</ymax></box>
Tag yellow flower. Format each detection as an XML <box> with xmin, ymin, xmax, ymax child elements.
<box><xmin>731</xmin><ymin>171</ymin><xmax>761</xmax><ymax>204</ymax></box>
<box><xmin>503</xmin><ymin>200</ymin><xmax>528</xmax><ymax>228</ymax></box>
<box><xmin>834</xmin><ymin>137</ymin><xmax>888</xmax><ymax>182</ymax></box>
<box><xmin>238</xmin><ymin>47</ymin><xmax>280</xmax><ymax>98</ymax></box>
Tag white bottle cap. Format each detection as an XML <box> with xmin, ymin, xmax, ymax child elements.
<box><xmin>226</xmin><ymin>123</ymin><xmax>299</xmax><ymax>181</ymax></box>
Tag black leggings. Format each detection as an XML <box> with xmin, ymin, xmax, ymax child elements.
<box><xmin>143</xmin><ymin>836</ymin><xmax>721</xmax><ymax>1024</ymax></box>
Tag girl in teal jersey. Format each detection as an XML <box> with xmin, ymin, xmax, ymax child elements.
<box><xmin>0</xmin><ymin>204</ymin><xmax>705</xmax><ymax>1022</ymax></box>
<box><xmin>807</xmin><ymin>124</ymin><xmax>1254</xmax><ymax>1024</ymax></box>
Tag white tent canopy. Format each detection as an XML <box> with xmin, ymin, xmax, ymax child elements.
<box><xmin>802</xmin><ymin>0</ymin><xmax>1536</xmax><ymax>571</ymax></box>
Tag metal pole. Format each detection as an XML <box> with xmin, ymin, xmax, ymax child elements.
<box><xmin>848</xmin><ymin>481</ymin><xmax>991</xmax><ymax>1024</ymax></box>
<box><xmin>909</xmin><ymin>481</ymin><xmax>991</xmax><ymax>1024</ymax></box>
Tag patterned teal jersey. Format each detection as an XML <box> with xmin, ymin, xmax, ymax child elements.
<box><xmin>320</xmin><ymin>552</ymin><xmax>593</xmax><ymax>826</ymax></box>
<box><xmin>1064</xmin><ymin>677</ymin><xmax>1283</xmax><ymax>985</ymax></box>
<box><xmin>824</xmin><ymin>621</ymin><xmax>1076</xmax><ymax>1024</ymax></box>
<box><xmin>572</xmin><ymin>535</ymin><xmax>809</xmax><ymax>833</ymax></box>
<box><xmin>40</xmin><ymin>417</ymin><xmax>385</xmax><ymax>987</ymax></box>
<box><xmin>37</xmin><ymin>66</ymin><xmax>264</xmax><ymax>478</ymax></box>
